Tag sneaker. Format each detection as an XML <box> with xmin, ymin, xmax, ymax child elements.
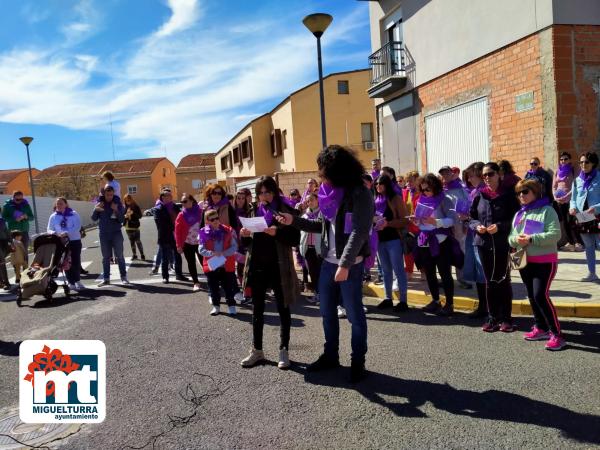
<box><xmin>524</xmin><ymin>326</ymin><xmax>551</xmax><ymax>341</ymax></box>
<box><xmin>2</xmin><ymin>284</ymin><xmax>11</xmax><ymax>291</ymax></box>
<box><xmin>574</xmin><ymin>243</ymin><xmax>584</xmax><ymax>252</ymax></box>
<box><xmin>210</xmin><ymin>305</ymin><xmax>220</xmax><ymax>316</ymax></box>
<box><xmin>149</xmin><ymin>267</ymin><xmax>159</xmax><ymax>275</ymax></box>
<box><xmin>350</xmin><ymin>360</ymin><xmax>366</xmax><ymax>383</ymax></box>
<box><xmin>176</xmin><ymin>275</ymin><xmax>190</xmax><ymax>282</ymax></box>
<box><xmin>193</xmin><ymin>284</ymin><xmax>201</xmax><ymax>292</ymax></box>
<box><xmin>241</xmin><ymin>297</ymin><xmax>253</xmax><ymax>306</ymax></box>
<box><xmin>307</xmin><ymin>354</ymin><xmax>340</xmax><ymax>372</ymax></box>
<box><xmin>580</xmin><ymin>273</ymin><xmax>599</xmax><ymax>282</ymax></box>
<box><xmin>376</xmin><ymin>299</ymin><xmax>393</xmax><ymax>309</ymax></box>
<box><xmin>74</xmin><ymin>281</ymin><xmax>85</xmax><ymax>291</ymax></box>
<box><xmin>278</xmin><ymin>348</ymin><xmax>290</xmax><ymax>369</ymax></box>
<box><xmin>228</xmin><ymin>305</ymin><xmax>237</xmax><ymax>316</ymax></box>
<box><xmin>162</xmin><ymin>278</ymin><xmax>169</xmax><ymax>284</ymax></box>
<box><xmin>208</xmin><ymin>295</ymin><xmax>212</xmax><ymax>305</ymax></box>
<box><xmin>374</xmin><ymin>276</ymin><xmax>383</xmax><ymax>285</ymax></box>
<box><xmin>482</xmin><ymin>318</ymin><xmax>500</xmax><ymax>332</ymax></box>
<box><xmin>121</xmin><ymin>278</ymin><xmax>131</xmax><ymax>286</ymax></box>
<box><xmin>394</xmin><ymin>301</ymin><xmax>409</xmax><ymax>313</ymax></box>
<box><xmin>545</xmin><ymin>333</ymin><xmax>566</xmax><ymax>351</ymax></box>
<box><xmin>422</xmin><ymin>300</ymin><xmax>440</xmax><ymax>313</ymax></box>
<box><xmin>337</xmin><ymin>306</ymin><xmax>346</xmax><ymax>318</ymax></box>
<box><xmin>80</xmin><ymin>268</ymin><xmax>89</xmax><ymax>275</ymax></box>
<box><xmin>392</xmin><ymin>280</ymin><xmax>399</xmax><ymax>291</ymax></box>
<box><xmin>499</xmin><ymin>322</ymin><xmax>516</xmax><ymax>333</ymax></box>
<box><xmin>306</xmin><ymin>295</ymin><xmax>319</xmax><ymax>304</ymax></box>
<box><xmin>234</xmin><ymin>292</ymin><xmax>244</xmax><ymax>304</ymax></box>
<box><xmin>436</xmin><ymin>303</ymin><xmax>454</xmax><ymax>317</ymax></box>
<box><xmin>97</xmin><ymin>279</ymin><xmax>110</xmax><ymax>287</ymax></box>
<box><xmin>68</xmin><ymin>283</ymin><xmax>79</xmax><ymax>292</ymax></box>
<box><xmin>241</xmin><ymin>348</ymin><xmax>265</xmax><ymax>367</ymax></box>
<box><xmin>131</xmin><ymin>255</ymin><xmax>138</xmax><ymax>261</ymax></box>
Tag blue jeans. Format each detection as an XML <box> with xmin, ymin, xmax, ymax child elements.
<box><xmin>580</xmin><ymin>233</ymin><xmax>600</xmax><ymax>274</ymax></box>
<box><xmin>100</xmin><ymin>231</ymin><xmax>126</xmax><ymax>280</ymax></box>
<box><xmin>377</xmin><ymin>238</ymin><xmax>408</xmax><ymax>302</ymax></box>
<box><xmin>319</xmin><ymin>260</ymin><xmax>367</xmax><ymax>363</ymax></box>
<box><xmin>462</xmin><ymin>232</ymin><xmax>485</xmax><ymax>284</ymax></box>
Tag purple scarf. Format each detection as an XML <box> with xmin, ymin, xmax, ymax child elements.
<box><xmin>182</xmin><ymin>203</ymin><xmax>201</xmax><ymax>226</ymax></box>
<box><xmin>375</xmin><ymin>194</ymin><xmax>387</xmax><ymax>216</ymax></box>
<box><xmin>527</xmin><ymin>168</ymin><xmax>542</xmax><ymax>177</ymax></box>
<box><xmin>514</xmin><ymin>197</ymin><xmax>551</xmax><ymax>225</ymax></box>
<box><xmin>56</xmin><ymin>208</ymin><xmax>74</xmax><ymax>217</ymax></box>
<box><xmin>318</xmin><ymin>182</ymin><xmax>344</xmax><ymax>222</ymax></box>
<box><xmin>256</xmin><ymin>197</ymin><xmax>281</xmax><ymax>226</ymax></box>
<box><xmin>444</xmin><ymin>178</ymin><xmax>463</xmax><ymax>191</ymax></box>
<box><xmin>580</xmin><ymin>169</ymin><xmax>597</xmax><ymax>190</ymax></box>
<box><xmin>10</xmin><ymin>198</ymin><xmax>29</xmax><ymax>211</ymax></box>
<box><xmin>480</xmin><ymin>185</ymin><xmax>503</xmax><ymax>200</ymax></box>
<box><xmin>557</xmin><ymin>163</ymin><xmax>573</xmax><ymax>181</ymax></box>
<box><xmin>392</xmin><ymin>182</ymin><xmax>403</xmax><ymax>196</ymax></box>
<box><xmin>208</xmin><ymin>197</ymin><xmax>229</xmax><ymax>209</ymax></box>
<box><xmin>199</xmin><ymin>224</ymin><xmax>226</xmax><ymax>245</ymax></box>
<box><xmin>305</xmin><ymin>206</ymin><xmax>320</xmax><ymax>220</ymax></box>
<box><xmin>416</xmin><ymin>192</ymin><xmax>444</xmax><ymax>211</ymax></box>
<box><xmin>282</xmin><ymin>196</ymin><xmax>296</xmax><ymax>208</ymax></box>
<box><xmin>469</xmin><ymin>182</ymin><xmax>486</xmax><ymax>201</ymax></box>
<box><xmin>371</xmin><ymin>169</ymin><xmax>381</xmax><ymax>181</ymax></box>
<box><xmin>235</xmin><ymin>207</ymin><xmax>248</xmax><ymax>218</ymax></box>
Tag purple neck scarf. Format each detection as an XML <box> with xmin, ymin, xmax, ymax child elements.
<box><xmin>557</xmin><ymin>163</ymin><xmax>573</xmax><ymax>181</ymax></box>
<box><xmin>514</xmin><ymin>197</ymin><xmax>550</xmax><ymax>225</ymax></box>
<box><xmin>392</xmin><ymin>182</ymin><xmax>403</xmax><ymax>196</ymax></box>
<box><xmin>444</xmin><ymin>179</ymin><xmax>463</xmax><ymax>191</ymax></box>
<box><xmin>256</xmin><ymin>197</ymin><xmax>281</xmax><ymax>226</ymax></box>
<box><xmin>11</xmin><ymin>199</ymin><xmax>29</xmax><ymax>211</ymax></box>
<box><xmin>527</xmin><ymin>168</ymin><xmax>542</xmax><ymax>177</ymax></box>
<box><xmin>182</xmin><ymin>203</ymin><xmax>201</xmax><ymax>226</ymax></box>
<box><xmin>306</xmin><ymin>206</ymin><xmax>320</xmax><ymax>220</ymax></box>
<box><xmin>199</xmin><ymin>224</ymin><xmax>226</xmax><ymax>245</ymax></box>
<box><xmin>56</xmin><ymin>208</ymin><xmax>74</xmax><ymax>217</ymax></box>
<box><xmin>371</xmin><ymin>169</ymin><xmax>381</xmax><ymax>181</ymax></box>
<box><xmin>480</xmin><ymin>185</ymin><xmax>503</xmax><ymax>200</ymax></box>
<box><xmin>375</xmin><ymin>194</ymin><xmax>387</xmax><ymax>215</ymax></box>
<box><xmin>208</xmin><ymin>197</ymin><xmax>229</xmax><ymax>209</ymax></box>
<box><xmin>417</xmin><ymin>192</ymin><xmax>444</xmax><ymax>211</ymax></box>
<box><xmin>580</xmin><ymin>169</ymin><xmax>597</xmax><ymax>190</ymax></box>
<box><xmin>235</xmin><ymin>207</ymin><xmax>248</xmax><ymax>218</ymax></box>
<box><xmin>318</xmin><ymin>182</ymin><xmax>344</xmax><ymax>222</ymax></box>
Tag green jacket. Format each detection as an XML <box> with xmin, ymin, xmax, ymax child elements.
<box><xmin>2</xmin><ymin>198</ymin><xmax>34</xmax><ymax>233</ymax></box>
<box><xmin>508</xmin><ymin>205</ymin><xmax>560</xmax><ymax>257</ymax></box>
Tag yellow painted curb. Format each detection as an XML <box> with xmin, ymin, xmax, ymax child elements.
<box><xmin>363</xmin><ymin>282</ymin><xmax>600</xmax><ymax>319</ymax></box>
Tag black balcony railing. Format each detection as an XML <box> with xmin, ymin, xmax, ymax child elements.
<box><xmin>368</xmin><ymin>41</ymin><xmax>405</xmax><ymax>86</ymax></box>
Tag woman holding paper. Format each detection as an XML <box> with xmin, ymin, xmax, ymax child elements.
<box><xmin>469</xmin><ymin>162</ymin><xmax>520</xmax><ymax>333</ymax></box>
<box><xmin>509</xmin><ymin>179</ymin><xmax>564</xmax><ymax>350</ymax></box>
<box><xmin>411</xmin><ymin>174</ymin><xmax>458</xmax><ymax>316</ymax></box>
<box><xmin>199</xmin><ymin>209</ymin><xmax>238</xmax><ymax>316</ymax></box>
<box><xmin>570</xmin><ymin>151</ymin><xmax>600</xmax><ymax>282</ymax></box>
<box><xmin>239</xmin><ymin>176</ymin><xmax>300</xmax><ymax>370</ymax></box>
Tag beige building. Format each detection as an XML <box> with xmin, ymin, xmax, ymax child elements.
<box><xmin>215</xmin><ymin>69</ymin><xmax>378</xmax><ymax>190</ymax></box>
<box><xmin>0</xmin><ymin>168</ymin><xmax>40</xmax><ymax>195</ymax></box>
<box><xmin>175</xmin><ymin>153</ymin><xmax>217</xmax><ymax>198</ymax></box>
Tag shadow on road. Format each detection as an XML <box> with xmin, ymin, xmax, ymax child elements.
<box><xmin>0</xmin><ymin>340</ymin><xmax>22</xmax><ymax>357</ymax></box>
<box><xmin>303</xmin><ymin>369</ymin><xmax>600</xmax><ymax>444</ymax></box>
<box><xmin>17</xmin><ymin>288</ymin><xmax>127</xmax><ymax>308</ymax></box>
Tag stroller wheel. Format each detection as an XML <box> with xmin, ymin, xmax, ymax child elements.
<box><xmin>16</xmin><ymin>290</ymin><xmax>22</xmax><ymax>307</ymax></box>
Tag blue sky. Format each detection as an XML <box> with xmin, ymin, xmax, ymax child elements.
<box><xmin>0</xmin><ymin>0</ymin><xmax>372</xmax><ymax>170</ymax></box>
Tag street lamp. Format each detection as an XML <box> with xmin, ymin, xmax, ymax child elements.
<box><xmin>19</xmin><ymin>136</ymin><xmax>39</xmax><ymax>234</ymax></box>
<box><xmin>303</xmin><ymin>13</ymin><xmax>333</xmax><ymax>149</ymax></box>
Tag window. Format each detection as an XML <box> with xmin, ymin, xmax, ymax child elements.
<box><xmin>241</xmin><ymin>137</ymin><xmax>253</xmax><ymax>161</ymax></box>
<box><xmin>232</xmin><ymin>145</ymin><xmax>241</xmax><ymax>165</ymax></box>
<box><xmin>282</xmin><ymin>130</ymin><xmax>287</xmax><ymax>150</ymax></box>
<box><xmin>270</xmin><ymin>129</ymin><xmax>283</xmax><ymax>157</ymax></box>
<box><xmin>162</xmin><ymin>167</ymin><xmax>169</xmax><ymax>177</ymax></box>
<box><xmin>337</xmin><ymin>80</ymin><xmax>349</xmax><ymax>94</ymax></box>
<box><xmin>192</xmin><ymin>179</ymin><xmax>202</xmax><ymax>189</ymax></box>
<box><xmin>361</xmin><ymin>123</ymin><xmax>374</xmax><ymax>143</ymax></box>
<box><xmin>220</xmin><ymin>153</ymin><xmax>232</xmax><ymax>172</ymax></box>
<box><xmin>127</xmin><ymin>185</ymin><xmax>138</xmax><ymax>195</ymax></box>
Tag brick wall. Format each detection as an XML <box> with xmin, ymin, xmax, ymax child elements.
<box><xmin>275</xmin><ymin>171</ymin><xmax>319</xmax><ymax>197</ymax></box>
<box><xmin>417</xmin><ymin>33</ymin><xmax>545</xmax><ymax>176</ymax></box>
<box><xmin>553</xmin><ymin>25</ymin><xmax>600</xmax><ymax>158</ymax></box>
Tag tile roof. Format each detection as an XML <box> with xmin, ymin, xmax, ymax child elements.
<box><xmin>0</xmin><ymin>169</ymin><xmax>31</xmax><ymax>185</ymax></box>
<box><xmin>177</xmin><ymin>153</ymin><xmax>216</xmax><ymax>170</ymax></box>
<box><xmin>36</xmin><ymin>158</ymin><xmax>168</xmax><ymax>178</ymax></box>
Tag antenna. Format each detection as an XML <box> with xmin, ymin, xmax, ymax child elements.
<box><xmin>109</xmin><ymin>112</ymin><xmax>116</xmax><ymax>160</ymax></box>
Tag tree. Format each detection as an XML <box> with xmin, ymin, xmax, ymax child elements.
<box><xmin>36</xmin><ymin>165</ymin><xmax>99</xmax><ymax>201</ymax></box>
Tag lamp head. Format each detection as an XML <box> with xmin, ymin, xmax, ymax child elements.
<box><xmin>19</xmin><ymin>136</ymin><xmax>33</xmax><ymax>146</ymax></box>
<box><xmin>302</xmin><ymin>13</ymin><xmax>333</xmax><ymax>38</ymax></box>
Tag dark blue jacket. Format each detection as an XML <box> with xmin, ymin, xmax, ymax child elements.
<box><xmin>91</xmin><ymin>203</ymin><xmax>125</xmax><ymax>236</ymax></box>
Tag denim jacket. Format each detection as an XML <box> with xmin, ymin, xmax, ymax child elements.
<box><xmin>570</xmin><ymin>171</ymin><xmax>600</xmax><ymax>214</ymax></box>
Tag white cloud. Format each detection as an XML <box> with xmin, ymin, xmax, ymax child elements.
<box><xmin>60</xmin><ymin>0</ymin><xmax>101</xmax><ymax>44</ymax></box>
<box><xmin>154</xmin><ymin>0</ymin><xmax>201</xmax><ymax>38</ymax></box>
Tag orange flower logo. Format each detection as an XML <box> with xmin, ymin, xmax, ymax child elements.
<box><xmin>23</xmin><ymin>345</ymin><xmax>80</xmax><ymax>396</ymax></box>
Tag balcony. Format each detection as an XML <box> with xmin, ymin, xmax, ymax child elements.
<box><xmin>367</xmin><ymin>41</ymin><xmax>407</xmax><ymax>98</ymax></box>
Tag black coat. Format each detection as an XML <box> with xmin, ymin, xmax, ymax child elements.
<box><xmin>469</xmin><ymin>188</ymin><xmax>520</xmax><ymax>252</ymax></box>
<box><xmin>524</xmin><ymin>168</ymin><xmax>554</xmax><ymax>202</ymax></box>
<box><xmin>153</xmin><ymin>203</ymin><xmax>180</xmax><ymax>246</ymax></box>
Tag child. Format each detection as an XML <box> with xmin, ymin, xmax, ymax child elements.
<box><xmin>9</xmin><ymin>230</ymin><xmax>27</xmax><ymax>283</ymax></box>
<box><xmin>0</xmin><ymin>211</ymin><xmax>10</xmax><ymax>290</ymax></box>
<box><xmin>299</xmin><ymin>193</ymin><xmax>322</xmax><ymax>304</ymax></box>
<box><xmin>199</xmin><ymin>209</ymin><xmax>238</xmax><ymax>316</ymax></box>
<box><xmin>97</xmin><ymin>185</ymin><xmax>123</xmax><ymax>220</ymax></box>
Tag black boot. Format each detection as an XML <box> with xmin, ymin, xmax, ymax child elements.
<box><xmin>350</xmin><ymin>359</ymin><xmax>366</xmax><ymax>383</ymax></box>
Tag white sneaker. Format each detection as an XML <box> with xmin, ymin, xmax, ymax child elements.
<box><xmin>241</xmin><ymin>348</ymin><xmax>265</xmax><ymax>367</ymax></box>
<box><xmin>580</xmin><ymin>273</ymin><xmax>599</xmax><ymax>282</ymax></box>
<box><xmin>121</xmin><ymin>278</ymin><xmax>132</xmax><ymax>286</ymax></box>
<box><xmin>210</xmin><ymin>305</ymin><xmax>220</xmax><ymax>316</ymax></box>
<box><xmin>278</xmin><ymin>348</ymin><xmax>290</xmax><ymax>369</ymax></box>
<box><xmin>337</xmin><ymin>306</ymin><xmax>346</xmax><ymax>318</ymax></box>
<box><xmin>228</xmin><ymin>305</ymin><xmax>237</xmax><ymax>315</ymax></box>
<box><xmin>193</xmin><ymin>284</ymin><xmax>201</xmax><ymax>292</ymax></box>
<box><xmin>392</xmin><ymin>279</ymin><xmax>399</xmax><ymax>291</ymax></box>
<box><xmin>234</xmin><ymin>292</ymin><xmax>244</xmax><ymax>304</ymax></box>
<box><xmin>74</xmin><ymin>281</ymin><xmax>85</xmax><ymax>290</ymax></box>
<box><xmin>68</xmin><ymin>283</ymin><xmax>79</xmax><ymax>292</ymax></box>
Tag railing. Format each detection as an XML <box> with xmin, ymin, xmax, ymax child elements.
<box><xmin>368</xmin><ymin>41</ymin><xmax>405</xmax><ymax>86</ymax></box>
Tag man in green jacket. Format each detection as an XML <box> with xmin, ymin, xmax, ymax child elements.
<box><xmin>2</xmin><ymin>191</ymin><xmax>34</xmax><ymax>262</ymax></box>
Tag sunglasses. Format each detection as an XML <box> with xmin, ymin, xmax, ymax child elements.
<box><xmin>530</xmin><ymin>162</ymin><xmax>539</xmax><ymax>166</ymax></box>
<box><xmin>580</xmin><ymin>160</ymin><xmax>591</xmax><ymax>165</ymax></box>
<box><xmin>208</xmin><ymin>217</ymin><xmax>219</xmax><ymax>222</ymax></box>
<box><xmin>212</xmin><ymin>191</ymin><xmax>224</xmax><ymax>196</ymax></box>
<box><xmin>517</xmin><ymin>189</ymin><xmax>530</xmax><ymax>196</ymax></box>
<box><xmin>482</xmin><ymin>172</ymin><xmax>497</xmax><ymax>178</ymax></box>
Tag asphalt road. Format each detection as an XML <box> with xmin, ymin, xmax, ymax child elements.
<box><xmin>1</xmin><ymin>217</ymin><xmax>599</xmax><ymax>449</ymax></box>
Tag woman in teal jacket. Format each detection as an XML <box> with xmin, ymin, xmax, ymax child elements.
<box><xmin>509</xmin><ymin>179</ymin><xmax>564</xmax><ymax>351</ymax></box>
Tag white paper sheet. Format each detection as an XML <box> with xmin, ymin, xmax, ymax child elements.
<box><xmin>207</xmin><ymin>255</ymin><xmax>226</xmax><ymax>271</ymax></box>
<box><xmin>576</xmin><ymin>212</ymin><xmax>596</xmax><ymax>223</ymax></box>
<box><xmin>239</xmin><ymin>216</ymin><xmax>269</xmax><ymax>233</ymax></box>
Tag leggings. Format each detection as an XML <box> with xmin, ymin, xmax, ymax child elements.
<box><xmin>478</xmin><ymin>243</ymin><xmax>513</xmax><ymax>323</ymax></box>
<box><xmin>420</xmin><ymin>239</ymin><xmax>454</xmax><ymax>305</ymax></box>
<box><xmin>304</xmin><ymin>246</ymin><xmax>322</xmax><ymax>294</ymax></box>
<box><xmin>182</xmin><ymin>243</ymin><xmax>199</xmax><ymax>283</ymax></box>
<box><xmin>126</xmin><ymin>229</ymin><xmax>144</xmax><ymax>257</ymax></box>
<box><xmin>250</xmin><ymin>266</ymin><xmax>291</xmax><ymax>351</ymax></box>
<box><xmin>519</xmin><ymin>262</ymin><xmax>560</xmax><ymax>334</ymax></box>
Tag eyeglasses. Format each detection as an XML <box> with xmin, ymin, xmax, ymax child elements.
<box><xmin>517</xmin><ymin>189</ymin><xmax>530</xmax><ymax>196</ymax></box>
<box><xmin>580</xmin><ymin>160</ymin><xmax>591</xmax><ymax>165</ymax></box>
<box><xmin>212</xmin><ymin>191</ymin><xmax>224</xmax><ymax>196</ymax></box>
<box><xmin>208</xmin><ymin>217</ymin><xmax>219</xmax><ymax>222</ymax></box>
<box><xmin>530</xmin><ymin>162</ymin><xmax>539</xmax><ymax>166</ymax></box>
<box><xmin>482</xmin><ymin>172</ymin><xmax>497</xmax><ymax>178</ymax></box>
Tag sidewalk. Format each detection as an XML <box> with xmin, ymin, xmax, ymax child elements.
<box><xmin>363</xmin><ymin>249</ymin><xmax>600</xmax><ymax>319</ymax></box>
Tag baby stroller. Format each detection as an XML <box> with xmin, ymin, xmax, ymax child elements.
<box><xmin>17</xmin><ymin>233</ymin><xmax>71</xmax><ymax>306</ymax></box>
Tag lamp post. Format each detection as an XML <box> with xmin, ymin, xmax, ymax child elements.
<box><xmin>19</xmin><ymin>136</ymin><xmax>39</xmax><ymax>234</ymax></box>
<box><xmin>303</xmin><ymin>13</ymin><xmax>333</xmax><ymax>149</ymax></box>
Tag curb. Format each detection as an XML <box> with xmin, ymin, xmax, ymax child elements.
<box><xmin>363</xmin><ymin>283</ymin><xmax>600</xmax><ymax>319</ymax></box>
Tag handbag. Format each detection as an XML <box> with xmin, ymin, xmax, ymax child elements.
<box><xmin>509</xmin><ymin>247</ymin><xmax>527</xmax><ymax>270</ymax></box>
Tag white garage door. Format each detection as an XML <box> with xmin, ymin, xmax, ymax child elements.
<box><xmin>425</xmin><ymin>97</ymin><xmax>489</xmax><ymax>173</ymax></box>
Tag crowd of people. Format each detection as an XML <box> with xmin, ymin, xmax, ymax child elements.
<box><xmin>1</xmin><ymin>148</ymin><xmax>599</xmax><ymax>380</ymax></box>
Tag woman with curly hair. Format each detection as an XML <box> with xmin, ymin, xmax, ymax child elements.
<box><xmin>202</xmin><ymin>184</ymin><xmax>237</xmax><ymax>228</ymax></box>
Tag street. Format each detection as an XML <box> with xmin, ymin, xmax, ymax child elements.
<box><xmin>1</xmin><ymin>217</ymin><xmax>599</xmax><ymax>449</ymax></box>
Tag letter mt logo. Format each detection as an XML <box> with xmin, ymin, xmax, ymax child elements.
<box><xmin>19</xmin><ymin>340</ymin><xmax>106</xmax><ymax>423</ymax></box>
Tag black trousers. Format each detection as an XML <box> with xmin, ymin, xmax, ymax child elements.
<box><xmin>477</xmin><ymin>244</ymin><xmax>513</xmax><ymax>323</ymax></box>
<box><xmin>206</xmin><ymin>267</ymin><xmax>237</xmax><ymax>306</ymax></box>
<box><xmin>160</xmin><ymin>243</ymin><xmax>182</xmax><ymax>279</ymax></box>
<box><xmin>126</xmin><ymin>229</ymin><xmax>144</xmax><ymax>257</ymax></box>
<box><xmin>557</xmin><ymin>202</ymin><xmax>580</xmax><ymax>246</ymax></box>
<box><xmin>420</xmin><ymin>239</ymin><xmax>454</xmax><ymax>305</ymax></box>
<box><xmin>304</xmin><ymin>246</ymin><xmax>322</xmax><ymax>294</ymax></box>
<box><xmin>519</xmin><ymin>262</ymin><xmax>561</xmax><ymax>334</ymax></box>
<box><xmin>250</xmin><ymin>265</ymin><xmax>291</xmax><ymax>350</ymax></box>
<box><xmin>182</xmin><ymin>243</ymin><xmax>199</xmax><ymax>283</ymax></box>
